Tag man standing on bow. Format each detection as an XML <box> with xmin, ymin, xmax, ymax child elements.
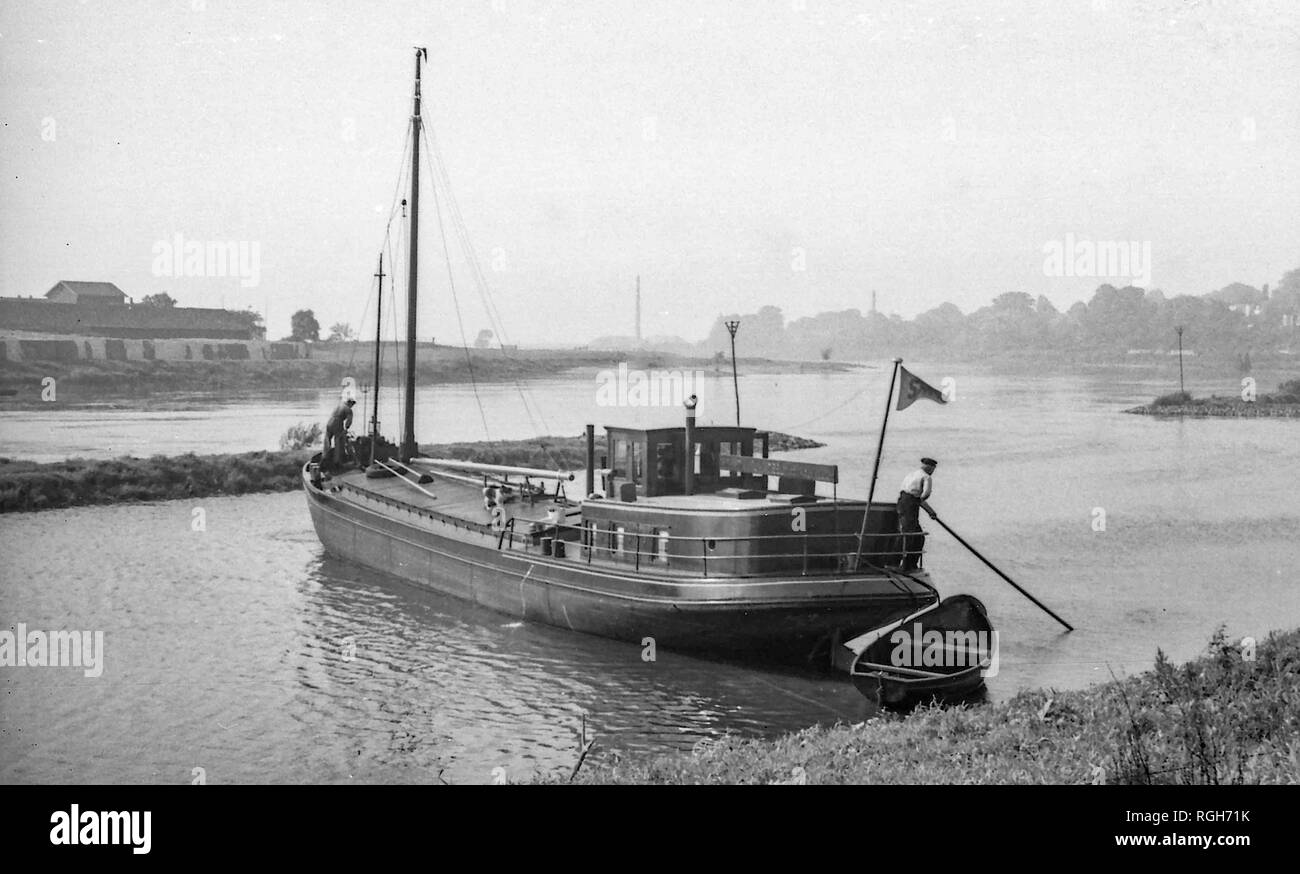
<box><xmin>897</xmin><ymin>456</ymin><xmax>938</xmax><ymax>571</ymax></box>
<box><xmin>324</xmin><ymin>397</ymin><xmax>356</xmax><ymax>471</ymax></box>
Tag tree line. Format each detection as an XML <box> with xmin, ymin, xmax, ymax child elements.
<box><xmin>703</xmin><ymin>268</ymin><xmax>1300</xmax><ymax>364</ymax></box>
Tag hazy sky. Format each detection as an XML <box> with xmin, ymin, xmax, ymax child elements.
<box><xmin>2</xmin><ymin>0</ymin><xmax>1297</xmax><ymax>343</ymax></box>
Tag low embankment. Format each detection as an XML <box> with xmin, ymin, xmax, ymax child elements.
<box><xmin>0</xmin><ymin>432</ymin><xmax>823</xmax><ymax>513</ymax></box>
<box><xmin>0</xmin><ymin>346</ymin><xmax>855</xmax><ymax>405</ymax></box>
<box><xmin>1126</xmin><ymin>380</ymin><xmax>1300</xmax><ymax>417</ymax></box>
<box><xmin>561</xmin><ymin>629</ymin><xmax>1300</xmax><ymax>785</ymax></box>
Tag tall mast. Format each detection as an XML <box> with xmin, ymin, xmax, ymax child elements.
<box><xmin>401</xmin><ymin>46</ymin><xmax>427</xmax><ymax>462</ymax></box>
<box><xmin>369</xmin><ymin>252</ymin><xmax>385</xmax><ymax>465</ymax></box>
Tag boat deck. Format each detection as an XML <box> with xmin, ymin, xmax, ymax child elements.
<box><xmin>327</xmin><ymin>467</ymin><xmax>857</xmax><ymax>523</ymax></box>
<box><xmin>315</xmin><ymin>462</ymin><xmax>920</xmax><ymax>582</ymax></box>
<box><xmin>326</xmin><ymin>467</ymin><xmax>564</xmax><ymax>528</ymax></box>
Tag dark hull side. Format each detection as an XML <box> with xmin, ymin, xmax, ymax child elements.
<box><xmin>850</xmin><ymin>595</ymin><xmax>994</xmax><ymax>705</ymax></box>
<box><xmin>852</xmin><ymin>664</ymin><xmax>988</xmax><ymax>707</ymax></box>
<box><xmin>304</xmin><ymin>469</ymin><xmax>939</xmax><ymax>665</ymax></box>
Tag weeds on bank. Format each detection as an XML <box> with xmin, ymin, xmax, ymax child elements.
<box><xmin>562</xmin><ymin>629</ymin><xmax>1299</xmax><ymax>785</ymax></box>
<box><xmin>1111</xmin><ymin>627</ymin><xmax>1298</xmax><ymax>784</ymax></box>
<box><xmin>280</xmin><ymin>422</ymin><xmax>322</xmax><ymax>451</ymax></box>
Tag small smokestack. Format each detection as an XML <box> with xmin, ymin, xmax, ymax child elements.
<box><xmin>683</xmin><ymin>394</ymin><xmax>697</xmax><ymax>496</ymax></box>
<box><xmin>585</xmin><ymin>424</ymin><xmax>595</xmax><ymax>496</ymax></box>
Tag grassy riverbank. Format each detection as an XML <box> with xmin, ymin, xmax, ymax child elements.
<box><xmin>1126</xmin><ymin>379</ymin><xmax>1300</xmax><ymax>417</ymax></box>
<box><xmin>0</xmin><ymin>431</ymin><xmax>823</xmax><ymax>513</ymax></box>
<box><xmin>561</xmin><ymin>628</ymin><xmax>1300</xmax><ymax>785</ymax></box>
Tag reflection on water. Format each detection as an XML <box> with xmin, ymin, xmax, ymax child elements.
<box><xmin>2</xmin><ymin>368</ymin><xmax>1298</xmax><ymax>783</ymax></box>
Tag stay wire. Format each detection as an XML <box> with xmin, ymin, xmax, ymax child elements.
<box><xmin>420</xmin><ymin>123</ymin><xmax>561</xmax><ymax>467</ymax></box>
<box><xmin>420</xmin><ymin>132</ymin><xmax>492</xmax><ymax>442</ymax></box>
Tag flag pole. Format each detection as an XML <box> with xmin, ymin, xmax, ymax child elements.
<box><xmin>855</xmin><ymin>357</ymin><xmax>902</xmax><ymax>568</ymax></box>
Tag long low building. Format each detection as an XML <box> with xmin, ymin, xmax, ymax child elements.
<box><xmin>0</xmin><ymin>331</ymin><xmax>305</xmax><ymax>363</ymax></box>
<box><xmin>0</xmin><ymin>297</ymin><xmax>262</xmax><ymax>340</ymax></box>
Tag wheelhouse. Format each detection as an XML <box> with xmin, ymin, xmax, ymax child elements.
<box><xmin>563</xmin><ymin>416</ymin><xmax>916</xmax><ymax>578</ymax></box>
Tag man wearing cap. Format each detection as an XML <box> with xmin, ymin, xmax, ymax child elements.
<box><xmin>897</xmin><ymin>457</ymin><xmax>938</xmax><ymax>571</ymax></box>
<box><xmin>324</xmin><ymin>397</ymin><xmax>356</xmax><ymax>471</ymax></box>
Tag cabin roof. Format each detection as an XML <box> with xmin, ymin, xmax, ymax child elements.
<box><xmin>602</xmin><ymin>424</ymin><xmax>760</xmax><ymax>438</ymax></box>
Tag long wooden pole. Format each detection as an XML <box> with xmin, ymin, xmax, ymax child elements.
<box><xmin>401</xmin><ymin>47</ymin><xmax>426</xmax><ymax>463</ymax></box>
<box><xmin>855</xmin><ymin>357</ymin><xmax>901</xmax><ymax>566</ymax></box>
<box><xmin>931</xmin><ymin>515</ymin><xmax>1074</xmax><ymax>632</ymax></box>
<box><xmin>369</xmin><ymin>253</ymin><xmax>384</xmax><ymax>465</ymax></box>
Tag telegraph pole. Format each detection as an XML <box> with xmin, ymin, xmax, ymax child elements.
<box><xmin>725</xmin><ymin>319</ymin><xmax>740</xmax><ymax>425</ymax></box>
<box><xmin>1175</xmin><ymin>325</ymin><xmax>1185</xmax><ymax>394</ymax></box>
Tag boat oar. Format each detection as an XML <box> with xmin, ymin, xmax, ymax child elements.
<box><xmin>931</xmin><ymin>514</ymin><xmax>1074</xmax><ymax>632</ymax></box>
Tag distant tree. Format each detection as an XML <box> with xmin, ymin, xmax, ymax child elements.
<box><xmin>140</xmin><ymin>292</ymin><xmax>176</xmax><ymax>308</ymax></box>
<box><xmin>705</xmin><ymin>306</ymin><xmax>784</xmax><ymax>357</ymax></box>
<box><xmin>290</xmin><ymin>309</ymin><xmax>321</xmax><ymax>342</ymax></box>
<box><xmin>474</xmin><ymin>329</ymin><xmax>494</xmax><ymax>348</ymax></box>
<box><xmin>1209</xmin><ymin>282</ymin><xmax>1265</xmax><ymax>309</ymax></box>
<box><xmin>969</xmin><ymin>291</ymin><xmax>1040</xmax><ymax>351</ymax></box>
<box><xmin>820</xmin><ymin>347</ymin><xmax>832</xmax><ymax>361</ymax></box>
<box><xmin>992</xmin><ymin>291</ymin><xmax>1035</xmax><ymax>312</ymax></box>
<box><xmin>1080</xmin><ymin>284</ymin><xmax>1157</xmax><ymax>351</ymax></box>
<box><xmin>1262</xmin><ymin>267</ymin><xmax>1300</xmax><ymax>346</ymax></box>
<box><xmin>231</xmin><ymin>308</ymin><xmax>265</xmax><ymax>339</ymax></box>
<box><xmin>327</xmin><ymin>322</ymin><xmax>355</xmax><ymax>342</ymax></box>
<box><xmin>1276</xmin><ymin>267</ymin><xmax>1300</xmax><ymax>298</ymax></box>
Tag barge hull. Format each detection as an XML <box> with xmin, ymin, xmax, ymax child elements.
<box><xmin>305</xmin><ymin>474</ymin><xmax>936</xmax><ymax>663</ymax></box>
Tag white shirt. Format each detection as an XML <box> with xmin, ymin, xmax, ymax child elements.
<box><xmin>900</xmin><ymin>469</ymin><xmax>932</xmax><ymax>500</ymax></box>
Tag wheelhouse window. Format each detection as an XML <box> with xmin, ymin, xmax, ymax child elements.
<box><xmin>653</xmin><ymin>441</ymin><xmax>680</xmax><ymax>494</ymax></box>
<box><xmin>611</xmin><ymin>438</ymin><xmax>629</xmax><ymax>478</ymax></box>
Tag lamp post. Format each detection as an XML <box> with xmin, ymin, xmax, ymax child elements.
<box><xmin>1175</xmin><ymin>325</ymin><xmax>1185</xmax><ymax>395</ymax></box>
<box><xmin>725</xmin><ymin>320</ymin><xmax>740</xmax><ymax>425</ymax></box>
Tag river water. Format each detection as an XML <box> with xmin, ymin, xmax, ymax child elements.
<box><xmin>2</xmin><ymin>366</ymin><xmax>1298</xmax><ymax>783</ymax></box>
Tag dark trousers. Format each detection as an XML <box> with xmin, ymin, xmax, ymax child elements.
<box><xmin>896</xmin><ymin>491</ymin><xmax>924</xmax><ymax>570</ymax></box>
<box><xmin>324</xmin><ymin>427</ymin><xmax>347</xmax><ymax>470</ymax></box>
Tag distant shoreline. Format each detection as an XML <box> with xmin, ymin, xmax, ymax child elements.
<box><xmin>0</xmin><ymin>350</ymin><xmax>857</xmax><ymax>407</ymax></box>
<box><xmin>4</xmin><ymin>345</ymin><xmax>1298</xmax><ymax>411</ymax></box>
<box><xmin>1125</xmin><ymin>403</ymin><xmax>1300</xmax><ymax>417</ymax></box>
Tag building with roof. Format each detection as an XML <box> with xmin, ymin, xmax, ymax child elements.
<box><xmin>1</xmin><ymin>280</ymin><xmax>263</xmax><ymax>340</ymax></box>
<box><xmin>44</xmin><ymin>280</ymin><xmax>128</xmax><ymax>305</ymax></box>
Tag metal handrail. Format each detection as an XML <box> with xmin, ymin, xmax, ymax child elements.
<box><xmin>493</xmin><ymin>517</ymin><xmax>926</xmax><ymax>577</ymax></box>
<box><xmin>335</xmin><ymin>478</ymin><xmax>926</xmax><ymax>576</ymax></box>
<box><xmin>510</xmin><ymin>519</ymin><xmax>905</xmax><ymax>545</ymax></box>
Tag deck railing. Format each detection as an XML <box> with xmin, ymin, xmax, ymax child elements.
<box><xmin>495</xmin><ymin>519</ymin><xmax>927</xmax><ymax>578</ymax></box>
<box><xmin>330</xmin><ymin>479</ymin><xmax>927</xmax><ymax>579</ymax></box>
